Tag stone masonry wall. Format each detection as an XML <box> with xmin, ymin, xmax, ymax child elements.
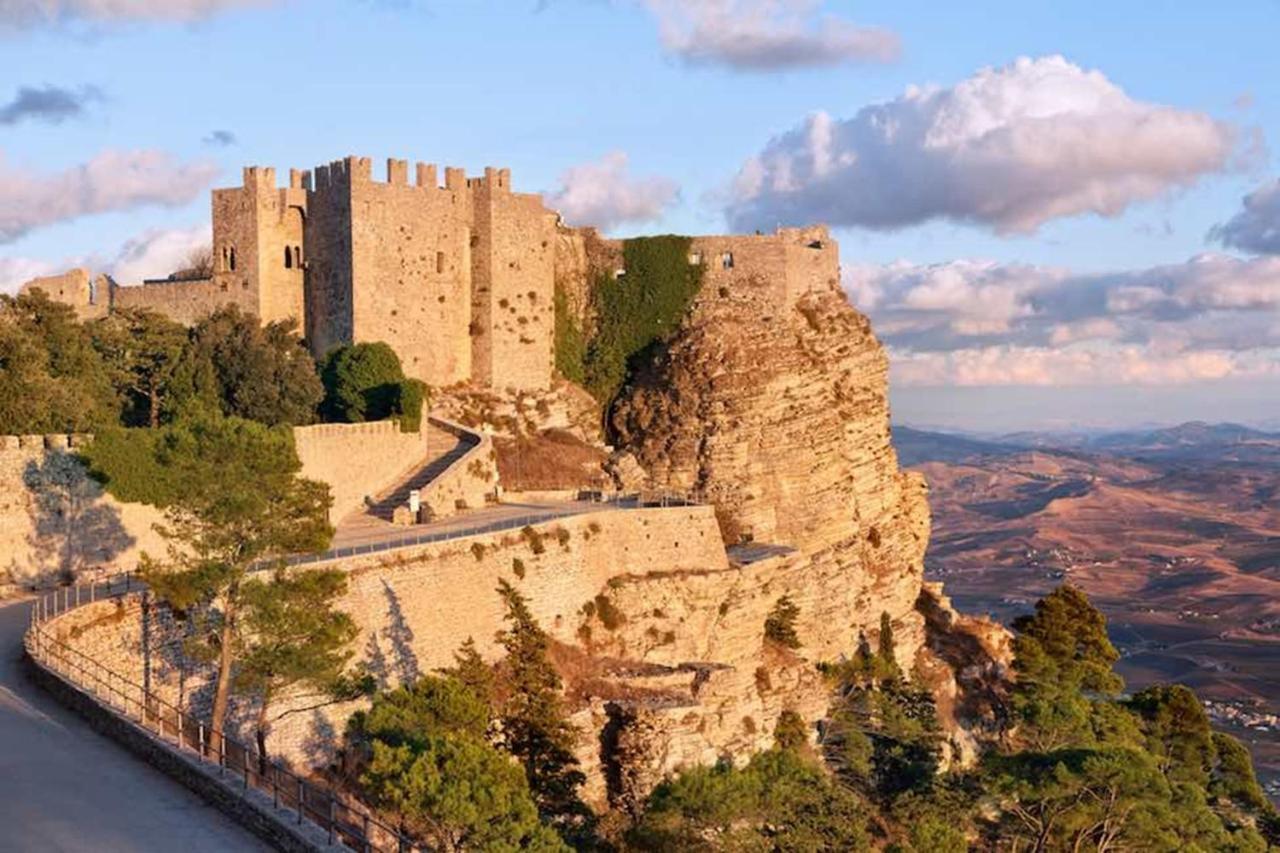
<box><xmin>0</xmin><ymin>435</ymin><xmax>167</xmax><ymax>590</ymax></box>
<box><xmin>470</xmin><ymin>170</ymin><xmax>556</xmax><ymax>392</ymax></box>
<box><xmin>292</xmin><ymin>418</ymin><xmax>430</xmax><ymax>524</ymax></box>
<box><xmin>347</xmin><ymin>157</ymin><xmax>474</xmax><ymax>387</ymax></box>
<box><xmin>110</xmin><ymin>278</ymin><xmax>252</xmax><ymax>325</ymax></box>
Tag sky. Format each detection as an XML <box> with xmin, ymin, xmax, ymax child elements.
<box><xmin>1</xmin><ymin>0</ymin><xmax>1278</xmax><ymax>432</ymax></box>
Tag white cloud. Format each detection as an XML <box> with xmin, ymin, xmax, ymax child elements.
<box><xmin>1209</xmin><ymin>178</ymin><xmax>1280</xmax><ymax>255</ymax></box>
<box><xmin>0</xmin><ymin>149</ymin><xmax>217</xmax><ymax>243</ymax></box>
<box><xmin>890</xmin><ymin>345</ymin><xmax>1279</xmax><ymax>388</ymax></box>
<box><xmin>109</xmin><ymin>224</ymin><xmax>210</xmax><ymax>284</ymax></box>
<box><xmin>0</xmin><ymin>0</ymin><xmax>269</xmax><ymax>28</ymax></box>
<box><xmin>0</xmin><ymin>224</ymin><xmax>210</xmax><ymax>294</ymax></box>
<box><xmin>848</xmin><ymin>253</ymin><xmax>1280</xmax><ymax>388</ymax></box>
<box><xmin>544</xmin><ymin>151</ymin><xmax>678</xmax><ymax>231</ymax></box>
<box><xmin>643</xmin><ymin>0</ymin><xmax>899</xmax><ymax>70</ymax></box>
<box><xmin>727</xmin><ymin>55</ymin><xmax>1238</xmax><ymax>234</ymax></box>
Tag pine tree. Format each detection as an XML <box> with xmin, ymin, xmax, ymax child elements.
<box><xmin>493</xmin><ymin>580</ymin><xmax>589</xmax><ymax>837</ymax></box>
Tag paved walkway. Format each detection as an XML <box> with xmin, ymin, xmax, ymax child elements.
<box><xmin>0</xmin><ymin>598</ymin><xmax>270</xmax><ymax>853</ymax></box>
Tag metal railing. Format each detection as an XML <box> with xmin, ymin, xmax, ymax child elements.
<box><xmin>25</xmin><ymin>574</ymin><xmax>418</xmax><ymax>853</ymax></box>
<box><xmin>288</xmin><ymin>491</ymin><xmax>699</xmax><ymax>567</ymax></box>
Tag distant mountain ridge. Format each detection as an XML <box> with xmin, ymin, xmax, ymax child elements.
<box><xmin>895</xmin><ymin>421</ymin><xmax>1280</xmax><ymax>467</ymax></box>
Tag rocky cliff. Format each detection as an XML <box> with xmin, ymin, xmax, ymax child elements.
<box><xmin>570</xmin><ymin>260</ymin><xmax>1010</xmax><ymax>810</ymax></box>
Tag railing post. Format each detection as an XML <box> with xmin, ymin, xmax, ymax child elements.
<box><xmin>297</xmin><ymin>780</ymin><xmax>305</xmax><ymax>824</ymax></box>
<box><xmin>328</xmin><ymin>796</ymin><xmax>336</xmax><ymax>844</ymax></box>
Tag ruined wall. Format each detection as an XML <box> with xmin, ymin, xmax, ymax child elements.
<box><xmin>470</xmin><ymin>169</ymin><xmax>556</xmax><ymax>392</ymax></box>
<box><xmin>18</xmin><ymin>269</ymin><xmax>109</xmax><ymax>320</ymax></box>
<box><xmin>0</xmin><ymin>435</ymin><xmax>167</xmax><ymax>592</ymax></box>
<box><xmin>688</xmin><ymin>226</ymin><xmax>837</xmax><ymax>311</ymax></box>
<box><xmin>292</xmin><ymin>417</ymin><xmax>430</xmax><ymax>524</ymax></box>
<box><xmin>346</xmin><ymin>157</ymin><xmax>474</xmax><ymax>387</ymax></box>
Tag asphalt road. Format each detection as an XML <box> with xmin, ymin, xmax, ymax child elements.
<box><xmin>0</xmin><ymin>598</ymin><xmax>270</xmax><ymax>853</ymax></box>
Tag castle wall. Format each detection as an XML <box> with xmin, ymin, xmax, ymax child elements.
<box><xmin>292</xmin><ymin>417</ymin><xmax>430</xmax><ymax>523</ymax></box>
<box><xmin>470</xmin><ymin>169</ymin><xmax>556</xmax><ymax>391</ymax></box>
<box><xmin>0</xmin><ymin>435</ymin><xmax>167</xmax><ymax>591</ymax></box>
<box><xmin>689</xmin><ymin>226</ymin><xmax>836</xmax><ymax>309</ymax></box>
<box><xmin>109</xmin><ymin>278</ymin><xmax>250</xmax><ymax>325</ymax></box>
<box><xmin>346</xmin><ymin>157</ymin><xmax>474</xmax><ymax>387</ymax></box>
<box><xmin>18</xmin><ymin>269</ymin><xmax>109</xmax><ymax>321</ymax></box>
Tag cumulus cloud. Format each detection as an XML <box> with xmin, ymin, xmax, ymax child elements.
<box><xmin>544</xmin><ymin>151</ymin><xmax>678</xmax><ymax>231</ymax></box>
<box><xmin>0</xmin><ymin>84</ymin><xmax>102</xmax><ymax>125</ymax></box>
<box><xmin>0</xmin><ymin>0</ymin><xmax>270</xmax><ymax>28</ymax></box>
<box><xmin>727</xmin><ymin>55</ymin><xmax>1238</xmax><ymax>234</ymax></box>
<box><xmin>644</xmin><ymin>0</ymin><xmax>899</xmax><ymax>70</ymax></box>
<box><xmin>847</xmin><ymin>253</ymin><xmax>1280</xmax><ymax>387</ymax></box>
<box><xmin>0</xmin><ymin>224</ymin><xmax>210</xmax><ymax>294</ymax></box>
<box><xmin>0</xmin><ymin>148</ymin><xmax>218</xmax><ymax>243</ymax></box>
<box><xmin>1209</xmin><ymin>178</ymin><xmax>1280</xmax><ymax>255</ymax></box>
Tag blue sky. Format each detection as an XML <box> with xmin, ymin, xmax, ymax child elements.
<box><xmin>2</xmin><ymin>0</ymin><xmax>1278</xmax><ymax>430</ymax></box>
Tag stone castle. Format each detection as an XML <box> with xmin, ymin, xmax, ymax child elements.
<box><xmin>21</xmin><ymin>155</ymin><xmax>838</xmax><ymax>392</ymax></box>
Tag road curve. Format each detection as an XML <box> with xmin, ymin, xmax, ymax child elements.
<box><xmin>0</xmin><ymin>598</ymin><xmax>269</xmax><ymax>853</ymax></box>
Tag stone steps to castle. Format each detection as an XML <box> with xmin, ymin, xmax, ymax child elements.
<box><xmin>365</xmin><ymin>424</ymin><xmax>475</xmax><ymax>520</ymax></box>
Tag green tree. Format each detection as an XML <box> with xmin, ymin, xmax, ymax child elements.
<box><xmin>319</xmin><ymin>341</ymin><xmax>404</xmax><ymax>422</ymax></box>
<box><xmin>1127</xmin><ymin>684</ymin><xmax>1215</xmax><ymax>787</ymax></box>
<box><xmin>347</xmin><ymin>675</ymin><xmax>566</xmax><ymax>852</ymax></box>
<box><xmin>171</xmin><ymin>306</ymin><xmax>322</xmax><ymax>426</ymax></box>
<box><xmin>439</xmin><ymin>637</ymin><xmax>495</xmax><ymax>715</ymax></box>
<box><xmin>631</xmin><ymin>748</ymin><xmax>869</xmax><ymax>852</ymax></box>
<box><xmin>234</xmin><ymin>567</ymin><xmax>361</xmax><ymax>770</ymax></box>
<box><xmin>764</xmin><ymin>595</ymin><xmax>801</xmax><ymax>649</ymax></box>
<box><xmin>773</xmin><ymin>709</ymin><xmax>809</xmax><ymax>753</ymax></box>
<box><xmin>493</xmin><ymin>580</ymin><xmax>589</xmax><ymax>837</ymax></box>
<box><xmin>87</xmin><ymin>416</ymin><xmax>333</xmax><ymax>748</ymax></box>
<box><xmin>0</xmin><ymin>290</ymin><xmax>119</xmax><ymax>432</ymax></box>
<box><xmin>1010</xmin><ymin>584</ymin><xmax>1123</xmax><ymax>750</ymax></box>
<box><xmin>90</xmin><ymin>307</ymin><xmax>189</xmax><ymax>428</ymax></box>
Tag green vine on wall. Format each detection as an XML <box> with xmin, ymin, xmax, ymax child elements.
<box><xmin>570</xmin><ymin>235</ymin><xmax>703</xmax><ymax>406</ymax></box>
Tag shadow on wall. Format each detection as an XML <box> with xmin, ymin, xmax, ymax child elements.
<box><xmin>22</xmin><ymin>452</ymin><xmax>135</xmax><ymax>586</ymax></box>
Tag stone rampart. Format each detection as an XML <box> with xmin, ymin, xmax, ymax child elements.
<box><xmin>292</xmin><ymin>418</ymin><xmax>430</xmax><ymax>524</ymax></box>
<box><xmin>0</xmin><ymin>435</ymin><xmax>167</xmax><ymax>592</ymax></box>
<box><xmin>110</xmin><ymin>277</ymin><xmax>252</xmax><ymax>326</ymax></box>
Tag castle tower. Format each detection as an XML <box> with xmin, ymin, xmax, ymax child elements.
<box><xmin>468</xmin><ymin>166</ymin><xmax>556</xmax><ymax>391</ymax></box>
<box><xmin>210</xmin><ymin>166</ymin><xmax>307</xmax><ymax>328</ymax></box>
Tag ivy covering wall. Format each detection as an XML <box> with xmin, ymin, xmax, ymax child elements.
<box><xmin>559</xmin><ymin>235</ymin><xmax>703</xmax><ymax>406</ymax></box>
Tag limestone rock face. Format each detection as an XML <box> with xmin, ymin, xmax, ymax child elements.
<box><xmin>582</xmin><ymin>276</ymin><xmax>1009</xmax><ymax>807</ymax></box>
<box><xmin>612</xmin><ymin>282</ymin><xmax>923</xmax><ymax>559</ymax></box>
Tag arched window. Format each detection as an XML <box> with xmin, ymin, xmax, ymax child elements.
<box><xmin>229</xmin><ymin>247</ymin><xmax>236</xmax><ymax>271</ymax></box>
<box><xmin>436</xmin><ymin>251</ymin><xmax>445</xmax><ymax>274</ymax></box>
<box><xmin>284</xmin><ymin>246</ymin><xmax>292</xmax><ymax>269</ymax></box>
<box><xmin>294</xmin><ymin>246</ymin><xmax>302</xmax><ymax>268</ymax></box>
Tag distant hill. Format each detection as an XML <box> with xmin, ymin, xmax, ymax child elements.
<box><xmin>897</xmin><ymin>421</ymin><xmax>1280</xmax><ymax>466</ymax></box>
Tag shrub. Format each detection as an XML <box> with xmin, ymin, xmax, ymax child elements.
<box><xmin>512</xmin><ymin>558</ymin><xmax>526</xmax><ymax>580</ymax></box>
<box><xmin>470</xmin><ymin>542</ymin><xmax>486</xmax><ymax>561</ymax></box>
<box><xmin>319</xmin><ymin>341</ymin><xmax>406</xmax><ymax>423</ymax></box>
<box><xmin>593</xmin><ymin>594</ymin><xmax>625</xmax><ymax>631</ymax></box>
<box><xmin>764</xmin><ymin>596</ymin><xmax>801</xmax><ymax>648</ymax></box>
<box><xmin>391</xmin><ymin>378</ymin><xmax>428</xmax><ymax>432</ymax></box>
<box><xmin>520</xmin><ymin>525</ymin><xmax>546</xmax><ymax>555</ymax></box>
<box><xmin>554</xmin><ymin>526</ymin><xmax>572</xmax><ymax>549</ymax></box>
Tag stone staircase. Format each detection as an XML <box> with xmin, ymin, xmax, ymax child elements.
<box><xmin>364</xmin><ymin>422</ymin><xmax>477</xmax><ymax>522</ymax></box>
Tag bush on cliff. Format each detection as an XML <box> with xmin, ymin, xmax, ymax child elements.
<box><xmin>583</xmin><ymin>235</ymin><xmax>703</xmax><ymax>405</ymax></box>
